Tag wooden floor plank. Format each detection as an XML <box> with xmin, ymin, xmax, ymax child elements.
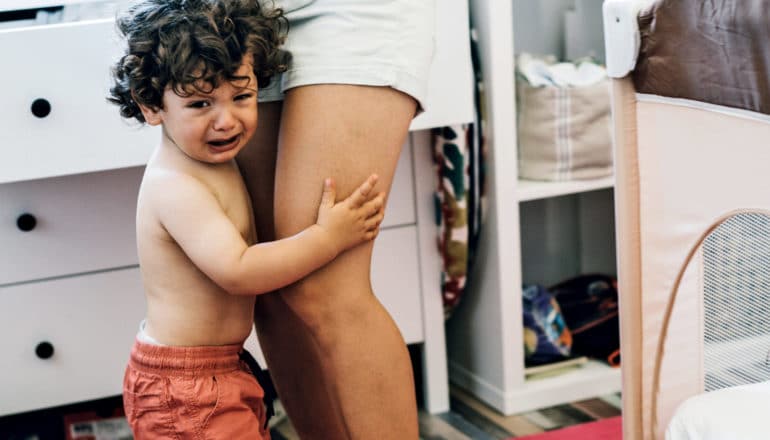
<box><xmin>571</xmin><ymin>398</ymin><xmax>623</xmax><ymax>420</ymax></box>
<box><xmin>450</xmin><ymin>386</ymin><xmax>543</xmax><ymax>436</ymax></box>
<box><xmin>521</xmin><ymin>410</ymin><xmax>560</xmax><ymax>431</ymax></box>
<box><xmin>599</xmin><ymin>393</ymin><xmax>623</xmax><ymax>410</ymax></box>
<box><xmin>447</xmin><ymin>398</ymin><xmax>514</xmax><ymax>439</ymax></box>
<box><xmin>418</xmin><ymin>411</ymin><xmax>474</xmax><ymax>440</ymax></box>
<box><xmin>537</xmin><ymin>404</ymin><xmax>595</xmax><ymax>429</ymax></box>
<box><xmin>438</xmin><ymin>412</ymin><xmax>500</xmax><ymax>440</ymax></box>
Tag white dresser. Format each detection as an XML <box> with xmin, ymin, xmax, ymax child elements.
<box><xmin>0</xmin><ymin>0</ymin><xmax>474</xmax><ymax>417</ymax></box>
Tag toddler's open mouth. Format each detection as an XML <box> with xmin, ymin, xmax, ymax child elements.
<box><xmin>208</xmin><ymin>134</ymin><xmax>240</xmax><ymax>149</ymax></box>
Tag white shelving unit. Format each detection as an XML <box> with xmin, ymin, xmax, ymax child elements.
<box><xmin>517</xmin><ymin>176</ymin><xmax>615</xmax><ymax>202</ymax></box>
<box><xmin>446</xmin><ymin>0</ymin><xmax>621</xmax><ymax>415</ymax></box>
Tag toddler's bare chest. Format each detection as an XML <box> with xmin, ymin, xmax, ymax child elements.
<box><xmin>214</xmin><ymin>175</ymin><xmax>256</xmax><ymax>244</ymax></box>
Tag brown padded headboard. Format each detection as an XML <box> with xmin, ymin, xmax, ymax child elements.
<box><xmin>633</xmin><ymin>0</ymin><xmax>770</xmax><ymax>115</ymax></box>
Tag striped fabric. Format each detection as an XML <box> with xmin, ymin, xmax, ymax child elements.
<box><xmin>516</xmin><ymin>80</ymin><xmax>613</xmax><ymax>182</ymax></box>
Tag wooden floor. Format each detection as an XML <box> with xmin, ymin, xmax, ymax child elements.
<box><xmin>0</xmin><ymin>386</ymin><xmax>621</xmax><ymax>439</ymax></box>
<box><xmin>270</xmin><ymin>386</ymin><xmax>623</xmax><ymax>440</ymax></box>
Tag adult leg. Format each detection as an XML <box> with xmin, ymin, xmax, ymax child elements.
<box><xmin>237</xmin><ymin>101</ymin><xmax>281</xmax><ymax>243</ymax></box>
<box><xmin>238</xmin><ymin>101</ymin><xmax>350</xmax><ymax>438</ymax></box>
<box><xmin>263</xmin><ymin>84</ymin><xmax>420</xmax><ymax>439</ymax></box>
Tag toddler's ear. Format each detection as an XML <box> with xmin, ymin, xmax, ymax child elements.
<box><xmin>138</xmin><ymin>104</ymin><xmax>162</xmax><ymax>126</ymax></box>
<box><xmin>133</xmin><ymin>93</ymin><xmax>162</xmax><ymax>126</ymax></box>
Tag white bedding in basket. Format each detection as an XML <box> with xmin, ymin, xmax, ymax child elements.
<box><xmin>666</xmin><ymin>381</ymin><xmax>770</xmax><ymax>440</ymax></box>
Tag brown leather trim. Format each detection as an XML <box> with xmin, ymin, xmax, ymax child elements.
<box><xmin>633</xmin><ymin>0</ymin><xmax>770</xmax><ymax>115</ymax></box>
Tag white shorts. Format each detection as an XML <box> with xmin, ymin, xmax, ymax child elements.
<box><xmin>258</xmin><ymin>0</ymin><xmax>436</xmax><ymax>112</ymax></box>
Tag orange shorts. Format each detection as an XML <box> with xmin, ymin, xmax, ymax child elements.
<box><xmin>123</xmin><ymin>340</ymin><xmax>270</xmax><ymax>439</ymax></box>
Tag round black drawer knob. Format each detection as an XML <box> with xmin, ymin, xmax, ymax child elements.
<box><xmin>31</xmin><ymin>98</ymin><xmax>51</xmax><ymax>118</ymax></box>
<box><xmin>35</xmin><ymin>341</ymin><xmax>55</xmax><ymax>360</ymax></box>
<box><xmin>16</xmin><ymin>213</ymin><xmax>37</xmax><ymax>232</ymax></box>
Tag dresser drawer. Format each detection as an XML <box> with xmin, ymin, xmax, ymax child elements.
<box><xmin>382</xmin><ymin>141</ymin><xmax>416</xmax><ymax>228</ymax></box>
<box><xmin>0</xmin><ymin>19</ymin><xmax>158</xmax><ymax>184</ymax></box>
<box><xmin>0</xmin><ymin>267</ymin><xmax>145</xmax><ymax>416</ymax></box>
<box><xmin>0</xmin><ymin>167</ymin><xmax>142</xmax><ymax>286</ymax></box>
<box><xmin>371</xmin><ymin>225</ymin><xmax>424</xmax><ymax>344</ymax></box>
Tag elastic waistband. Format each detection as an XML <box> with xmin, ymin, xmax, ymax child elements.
<box><xmin>129</xmin><ymin>339</ymin><xmax>245</xmax><ymax>376</ymax></box>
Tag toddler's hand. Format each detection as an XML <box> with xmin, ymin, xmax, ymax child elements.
<box><xmin>316</xmin><ymin>174</ymin><xmax>385</xmax><ymax>254</ymax></box>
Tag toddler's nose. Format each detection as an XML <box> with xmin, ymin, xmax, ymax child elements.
<box><xmin>213</xmin><ymin>109</ymin><xmax>237</xmax><ymax>131</ymax></box>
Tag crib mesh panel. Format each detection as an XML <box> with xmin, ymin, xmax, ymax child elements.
<box><xmin>703</xmin><ymin>212</ymin><xmax>770</xmax><ymax>391</ymax></box>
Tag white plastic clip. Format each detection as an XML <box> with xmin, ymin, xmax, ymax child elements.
<box><xmin>603</xmin><ymin>0</ymin><xmax>654</xmax><ymax>78</ymax></box>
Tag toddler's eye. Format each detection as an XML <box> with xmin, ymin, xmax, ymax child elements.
<box><xmin>235</xmin><ymin>93</ymin><xmax>254</xmax><ymax>101</ymax></box>
<box><xmin>187</xmin><ymin>100</ymin><xmax>209</xmax><ymax>109</ymax></box>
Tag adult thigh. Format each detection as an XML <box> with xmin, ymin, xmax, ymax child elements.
<box><xmin>236</xmin><ymin>101</ymin><xmax>282</xmax><ymax>243</ymax></box>
<box><xmin>267</xmin><ymin>84</ymin><xmax>420</xmax><ymax>439</ymax></box>
<box><xmin>273</xmin><ymin>84</ymin><xmax>416</xmax><ymax>326</ymax></box>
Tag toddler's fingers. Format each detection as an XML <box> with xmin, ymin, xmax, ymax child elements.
<box><xmin>365</xmin><ymin>212</ymin><xmax>385</xmax><ymax>230</ymax></box>
<box><xmin>320</xmin><ymin>178</ymin><xmax>336</xmax><ymax>208</ymax></box>
<box><xmin>347</xmin><ymin>174</ymin><xmax>379</xmax><ymax>207</ymax></box>
<box><xmin>362</xmin><ymin>192</ymin><xmax>385</xmax><ymax>218</ymax></box>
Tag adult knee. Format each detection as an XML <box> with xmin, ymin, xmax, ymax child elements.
<box><xmin>282</xmin><ymin>274</ymin><xmax>374</xmax><ymax>340</ymax></box>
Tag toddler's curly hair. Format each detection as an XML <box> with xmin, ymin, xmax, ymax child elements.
<box><xmin>108</xmin><ymin>0</ymin><xmax>290</xmax><ymax>123</ymax></box>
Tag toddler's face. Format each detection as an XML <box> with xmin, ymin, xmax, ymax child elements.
<box><xmin>141</xmin><ymin>58</ymin><xmax>259</xmax><ymax>164</ymax></box>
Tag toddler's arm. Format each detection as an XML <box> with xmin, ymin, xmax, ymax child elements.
<box><xmin>149</xmin><ymin>173</ymin><xmax>384</xmax><ymax>295</ymax></box>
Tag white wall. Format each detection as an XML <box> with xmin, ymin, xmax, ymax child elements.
<box><xmin>512</xmin><ymin>0</ymin><xmax>605</xmax><ymax>62</ymax></box>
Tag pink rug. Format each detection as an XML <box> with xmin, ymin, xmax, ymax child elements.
<box><xmin>511</xmin><ymin>416</ymin><xmax>622</xmax><ymax>440</ymax></box>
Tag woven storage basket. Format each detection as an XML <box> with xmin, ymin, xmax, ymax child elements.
<box><xmin>517</xmin><ymin>79</ymin><xmax>613</xmax><ymax>181</ymax></box>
